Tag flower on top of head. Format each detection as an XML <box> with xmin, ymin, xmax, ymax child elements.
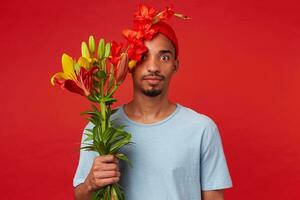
<box><xmin>123</xmin><ymin>4</ymin><xmax>190</xmax><ymax>70</ymax></box>
<box><xmin>127</xmin><ymin>39</ymin><xmax>148</xmax><ymax>65</ymax></box>
<box><xmin>154</xmin><ymin>6</ymin><xmax>175</xmax><ymax>22</ymax></box>
<box><xmin>50</xmin><ymin>54</ymin><xmax>97</xmax><ymax>96</ymax></box>
<box><xmin>133</xmin><ymin>5</ymin><xmax>156</xmax><ymax>24</ymax></box>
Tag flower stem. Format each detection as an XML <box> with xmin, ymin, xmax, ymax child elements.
<box><xmin>100</xmin><ymin>100</ymin><xmax>106</xmax><ymax>133</ymax></box>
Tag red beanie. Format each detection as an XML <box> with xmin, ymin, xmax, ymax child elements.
<box><xmin>152</xmin><ymin>21</ymin><xmax>179</xmax><ymax>58</ymax></box>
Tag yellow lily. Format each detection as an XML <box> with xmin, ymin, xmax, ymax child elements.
<box><xmin>50</xmin><ymin>53</ymin><xmax>96</xmax><ymax>96</ymax></box>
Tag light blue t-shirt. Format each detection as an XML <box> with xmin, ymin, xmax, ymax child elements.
<box><xmin>73</xmin><ymin>104</ymin><xmax>233</xmax><ymax>199</ymax></box>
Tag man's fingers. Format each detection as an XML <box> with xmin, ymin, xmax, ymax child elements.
<box><xmin>87</xmin><ymin>155</ymin><xmax>121</xmax><ymax>190</ymax></box>
<box><xmin>94</xmin><ymin>171</ymin><xmax>121</xmax><ymax>179</ymax></box>
<box><xmin>98</xmin><ymin>163</ymin><xmax>119</xmax><ymax>171</ymax></box>
<box><xmin>95</xmin><ymin>177</ymin><xmax>120</xmax><ymax>187</ymax></box>
<box><xmin>95</xmin><ymin>155</ymin><xmax>119</xmax><ymax>163</ymax></box>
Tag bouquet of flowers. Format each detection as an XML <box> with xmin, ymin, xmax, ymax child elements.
<box><xmin>50</xmin><ymin>36</ymin><xmax>132</xmax><ymax>199</ymax></box>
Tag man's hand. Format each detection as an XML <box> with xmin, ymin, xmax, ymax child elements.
<box><xmin>84</xmin><ymin>155</ymin><xmax>121</xmax><ymax>191</ymax></box>
<box><xmin>74</xmin><ymin>155</ymin><xmax>120</xmax><ymax>200</ymax></box>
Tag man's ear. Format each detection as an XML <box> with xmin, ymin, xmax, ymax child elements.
<box><xmin>174</xmin><ymin>59</ymin><xmax>179</xmax><ymax>72</ymax></box>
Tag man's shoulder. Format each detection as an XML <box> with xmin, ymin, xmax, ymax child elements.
<box><xmin>177</xmin><ymin>104</ymin><xmax>218</xmax><ymax>128</ymax></box>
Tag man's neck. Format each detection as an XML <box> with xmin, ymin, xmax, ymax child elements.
<box><xmin>124</xmin><ymin>92</ymin><xmax>177</xmax><ymax>124</ymax></box>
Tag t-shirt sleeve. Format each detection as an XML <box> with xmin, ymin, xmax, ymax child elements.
<box><xmin>73</xmin><ymin>122</ymin><xmax>98</xmax><ymax>187</ymax></box>
<box><xmin>200</xmin><ymin>121</ymin><xmax>233</xmax><ymax>191</ymax></box>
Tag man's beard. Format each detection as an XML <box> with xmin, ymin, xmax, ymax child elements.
<box><xmin>141</xmin><ymin>88</ymin><xmax>162</xmax><ymax>97</ymax></box>
<box><xmin>140</xmin><ymin>73</ymin><xmax>165</xmax><ymax>97</ymax></box>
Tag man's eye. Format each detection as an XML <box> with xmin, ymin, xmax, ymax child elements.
<box><xmin>161</xmin><ymin>55</ymin><xmax>170</xmax><ymax>61</ymax></box>
<box><xmin>141</xmin><ymin>54</ymin><xmax>147</xmax><ymax>61</ymax></box>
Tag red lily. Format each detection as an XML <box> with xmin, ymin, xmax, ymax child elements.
<box><xmin>63</xmin><ymin>67</ymin><xmax>97</xmax><ymax>96</ymax></box>
<box><xmin>122</xmin><ymin>29</ymin><xmax>148</xmax><ymax>63</ymax></box>
<box><xmin>155</xmin><ymin>6</ymin><xmax>175</xmax><ymax>22</ymax></box>
<box><xmin>114</xmin><ymin>53</ymin><xmax>128</xmax><ymax>85</ymax></box>
<box><xmin>109</xmin><ymin>41</ymin><xmax>123</xmax><ymax>66</ymax></box>
<box><xmin>134</xmin><ymin>4</ymin><xmax>156</xmax><ymax>24</ymax></box>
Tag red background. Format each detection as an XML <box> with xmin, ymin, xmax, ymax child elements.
<box><xmin>1</xmin><ymin>0</ymin><xmax>299</xmax><ymax>199</ymax></box>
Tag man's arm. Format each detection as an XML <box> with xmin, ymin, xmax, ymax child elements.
<box><xmin>201</xmin><ymin>189</ymin><xmax>224</xmax><ymax>200</ymax></box>
<box><xmin>74</xmin><ymin>182</ymin><xmax>93</xmax><ymax>200</ymax></box>
<box><xmin>199</xmin><ymin>123</ymin><xmax>232</xmax><ymax>199</ymax></box>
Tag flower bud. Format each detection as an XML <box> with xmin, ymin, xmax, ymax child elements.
<box><xmin>97</xmin><ymin>38</ymin><xmax>105</xmax><ymax>59</ymax></box>
<box><xmin>104</xmin><ymin>43</ymin><xmax>111</xmax><ymax>58</ymax></box>
<box><xmin>128</xmin><ymin>60</ymin><xmax>137</xmax><ymax>70</ymax></box>
<box><xmin>81</xmin><ymin>42</ymin><xmax>90</xmax><ymax>60</ymax></box>
<box><xmin>88</xmin><ymin>35</ymin><xmax>95</xmax><ymax>53</ymax></box>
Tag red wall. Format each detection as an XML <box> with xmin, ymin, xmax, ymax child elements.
<box><xmin>1</xmin><ymin>0</ymin><xmax>299</xmax><ymax>199</ymax></box>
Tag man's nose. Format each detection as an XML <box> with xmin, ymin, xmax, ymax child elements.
<box><xmin>146</xmin><ymin>56</ymin><xmax>160</xmax><ymax>73</ymax></box>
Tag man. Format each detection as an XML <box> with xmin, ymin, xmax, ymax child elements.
<box><xmin>73</xmin><ymin>11</ymin><xmax>232</xmax><ymax>200</ymax></box>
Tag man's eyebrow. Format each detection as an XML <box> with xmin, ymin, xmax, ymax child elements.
<box><xmin>158</xmin><ymin>50</ymin><xmax>174</xmax><ymax>55</ymax></box>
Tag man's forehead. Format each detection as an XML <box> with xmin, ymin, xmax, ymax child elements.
<box><xmin>144</xmin><ymin>33</ymin><xmax>176</xmax><ymax>55</ymax></box>
<box><xmin>143</xmin><ymin>50</ymin><xmax>174</xmax><ymax>57</ymax></box>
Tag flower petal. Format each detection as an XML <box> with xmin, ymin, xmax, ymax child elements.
<box><xmin>50</xmin><ymin>72</ymin><xmax>69</xmax><ymax>85</ymax></box>
<box><xmin>62</xmin><ymin>54</ymin><xmax>76</xmax><ymax>79</ymax></box>
<box><xmin>77</xmin><ymin>57</ymin><xmax>90</xmax><ymax>70</ymax></box>
<box><xmin>64</xmin><ymin>79</ymin><xmax>85</xmax><ymax>96</ymax></box>
<box><xmin>128</xmin><ymin>60</ymin><xmax>137</xmax><ymax>70</ymax></box>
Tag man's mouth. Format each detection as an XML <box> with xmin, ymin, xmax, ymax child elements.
<box><xmin>143</xmin><ymin>76</ymin><xmax>164</xmax><ymax>84</ymax></box>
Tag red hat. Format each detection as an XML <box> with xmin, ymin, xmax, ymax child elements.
<box><xmin>152</xmin><ymin>21</ymin><xmax>179</xmax><ymax>58</ymax></box>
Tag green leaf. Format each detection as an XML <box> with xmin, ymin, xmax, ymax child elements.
<box><xmin>111</xmin><ymin>109</ymin><xmax>118</xmax><ymax>115</ymax></box>
<box><xmin>80</xmin><ymin>110</ymin><xmax>96</xmax><ymax>116</ymax></box>
<box><xmin>84</xmin><ymin>128</ymin><xmax>94</xmax><ymax>134</ymax></box>
<box><xmin>80</xmin><ymin>145</ymin><xmax>97</xmax><ymax>152</ymax></box>
<box><xmin>111</xmin><ymin>185</ymin><xmax>119</xmax><ymax>200</ymax></box>
<box><xmin>90</xmin><ymin>115</ymin><xmax>100</xmax><ymax>126</ymax></box>
<box><xmin>106</xmin><ymin>98</ymin><xmax>117</xmax><ymax>104</ymax></box>
<box><xmin>109</xmin><ymin>134</ymin><xmax>132</xmax><ymax>154</ymax></box>
<box><xmin>116</xmin><ymin>153</ymin><xmax>132</xmax><ymax>167</ymax></box>
<box><xmin>104</xmin><ymin>185</ymin><xmax>111</xmax><ymax>200</ymax></box>
<box><xmin>91</xmin><ymin>104</ymin><xmax>99</xmax><ymax>112</ymax></box>
<box><xmin>83</xmin><ymin>133</ymin><xmax>93</xmax><ymax>142</ymax></box>
<box><xmin>92</xmin><ymin>189</ymin><xmax>101</xmax><ymax>200</ymax></box>
<box><xmin>102</xmin><ymin>127</ymin><xmax>114</xmax><ymax>144</ymax></box>
<box><xmin>112</xmin><ymin>183</ymin><xmax>125</xmax><ymax>199</ymax></box>
<box><xmin>87</xmin><ymin>95</ymin><xmax>99</xmax><ymax>103</ymax></box>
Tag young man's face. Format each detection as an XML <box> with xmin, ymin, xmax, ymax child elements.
<box><xmin>131</xmin><ymin>33</ymin><xmax>179</xmax><ymax>97</ymax></box>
